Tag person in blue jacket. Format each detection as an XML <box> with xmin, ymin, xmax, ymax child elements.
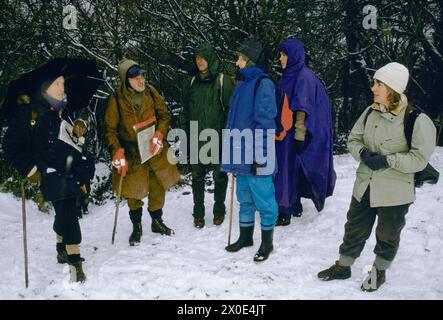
<box><xmin>221</xmin><ymin>37</ymin><xmax>278</xmax><ymax>262</ymax></box>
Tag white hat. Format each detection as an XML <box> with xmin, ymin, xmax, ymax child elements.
<box><xmin>374</xmin><ymin>62</ymin><xmax>409</xmax><ymax>94</ymax></box>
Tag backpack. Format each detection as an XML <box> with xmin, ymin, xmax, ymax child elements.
<box><xmin>190</xmin><ymin>73</ymin><xmax>226</xmax><ymax>112</ymax></box>
<box><xmin>363</xmin><ymin>105</ymin><xmax>439</xmax><ymax>187</ymax></box>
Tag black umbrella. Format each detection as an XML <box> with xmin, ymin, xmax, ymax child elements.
<box><xmin>0</xmin><ymin>58</ymin><xmax>104</xmax><ymax>120</ymax></box>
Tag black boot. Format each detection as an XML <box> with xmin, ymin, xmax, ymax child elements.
<box><xmin>361</xmin><ymin>268</ymin><xmax>386</xmax><ymax>292</ymax></box>
<box><xmin>225</xmin><ymin>226</ymin><xmax>254</xmax><ymax>252</ymax></box>
<box><xmin>150</xmin><ymin>209</ymin><xmax>174</xmax><ymax>235</ymax></box>
<box><xmin>67</xmin><ymin>254</ymin><xmax>86</xmax><ymax>283</ymax></box>
<box><xmin>317</xmin><ymin>261</ymin><xmax>352</xmax><ymax>281</ymax></box>
<box><xmin>56</xmin><ymin>243</ymin><xmax>68</xmax><ymax>264</ymax></box>
<box><xmin>152</xmin><ymin>218</ymin><xmax>174</xmax><ymax>235</ymax></box>
<box><xmin>292</xmin><ymin>200</ymin><xmax>303</xmax><ymax>218</ymax></box>
<box><xmin>275</xmin><ymin>215</ymin><xmax>291</xmax><ymax>226</ymax></box>
<box><xmin>253</xmin><ymin>229</ymin><xmax>274</xmax><ymax>262</ymax></box>
<box><xmin>129</xmin><ymin>208</ymin><xmax>143</xmax><ymax>246</ymax></box>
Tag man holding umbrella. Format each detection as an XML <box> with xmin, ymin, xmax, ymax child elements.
<box><xmin>2</xmin><ymin>58</ymin><xmax>102</xmax><ymax>283</ymax></box>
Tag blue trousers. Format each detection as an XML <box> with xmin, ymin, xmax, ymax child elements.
<box><xmin>236</xmin><ymin>175</ymin><xmax>278</xmax><ymax>231</ymax></box>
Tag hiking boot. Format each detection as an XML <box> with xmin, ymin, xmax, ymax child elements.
<box><xmin>194</xmin><ymin>217</ymin><xmax>205</xmax><ymax>229</ymax></box>
<box><xmin>213</xmin><ymin>215</ymin><xmax>225</xmax><ymax>226</ymax></box>
<box><xmin>129</xmin><ymin>222</ymin><xmax>143</xmax><ymax>246</ymax></box>
<box><xmin>152</xmin><ymin>218</ymin><xmax>174</xmax><ymax>235</ymax></box>
<box><xmin>361</xmin><ymin>268</ymin><xmax>386</xmax><ymax>292</ymax></box>
<box><xmin>225</xmin><ymin>226</ymin><xmax>254</xmax><ymax>252</ymax></box>
<box><xmin>276</xmin><ymin>215</ymin><xmax>291</xmax><ymax>226</ymax></box>
<box><xmin>317</xmin><ymin>261</ymin><xmax>352</xmax><ymax>281</ymax></box>
<box><xmin>67</xmin><ymin>255</ymin><xmax>86</xmax><ymax>283</ymax></box>
<box><xmin>253</xmin><ymin>229</ymin><xmax>274</xmax><ymax>262</ymax></box>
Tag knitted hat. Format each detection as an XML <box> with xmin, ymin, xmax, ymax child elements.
<box><xmin>236</xmin><ymin>36</ymin><xmax>269</xmax><ymax>70</ymax></box>
<box><xmin>374</xmin><ymin>62</ymin><xmax>409</xmax><ymax>94</ymax></box>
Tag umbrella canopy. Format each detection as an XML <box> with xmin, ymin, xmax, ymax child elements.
<box><xmin>0</xmin><ymin>58</ymin><xmax>104</xmax><ymax>120</ymax></box>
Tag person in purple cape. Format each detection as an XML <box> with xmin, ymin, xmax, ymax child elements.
<box><xmin>274</xmin><ymin>38</ymin><xmax>336</xmax><ymax>226</ymax></box>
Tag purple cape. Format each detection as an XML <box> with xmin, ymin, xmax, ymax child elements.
<box><xmin>275</xmin><ymin>39</ymin><xmax>336</xmax><ymax>212</ymax></box>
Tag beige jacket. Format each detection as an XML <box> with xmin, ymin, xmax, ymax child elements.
<box><xmin>347</xmin><ymin>103</ymin><xmax>436</xmax><ymax>207</ymax></box>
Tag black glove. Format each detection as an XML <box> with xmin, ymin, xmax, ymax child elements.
<box><xmin>293</xmin><ymin>139</ymin><xmax>305</xmax><ymax>154</ymax></box>
<box><xmin>360</xmin><ymin>148</ymin><xmax>377</xmax><ymax>163</ymax></box>
<box><xmin>363</xmin><ymin>153</ymin><xmax>390</xmax><ymax>170</ymax></box>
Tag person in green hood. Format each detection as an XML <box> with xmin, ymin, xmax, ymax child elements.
<box><xmin>180</xmin><ymin>42</ymin><xmax>235</xmax><ymax>229</ymax></box>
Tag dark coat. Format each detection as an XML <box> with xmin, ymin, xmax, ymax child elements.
<box><xmin>180</xmin><ymin>42</ymin><xmax>234</xmax><ymax>136</ymax></box>
<box><xmin>3</xmin><ymin>95</ymin><xmax>93</xmax><ymax>201</ymax></box>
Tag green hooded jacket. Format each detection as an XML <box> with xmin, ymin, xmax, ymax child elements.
<box><xmin>180</xmin><ymin>42</ymin><xmax>234</xmax><ymax>137</ymax></box>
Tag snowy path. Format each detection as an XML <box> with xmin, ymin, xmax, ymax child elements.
<box><xmin>1</xmin><ymin>149</ymin><xmax>442</xmax><ymax>299</ymax></box>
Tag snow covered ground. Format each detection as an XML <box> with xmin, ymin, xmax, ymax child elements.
<box><xmin>1</xmin><ymin>149</ymin><xmax>442</xmax><ymax>300</ymax></box>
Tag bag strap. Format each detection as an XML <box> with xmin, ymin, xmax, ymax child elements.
<box><xmin>363</xmin><ymin>107</ymin><xmax>374</xmax><ymax>127</ymax></box>
<box><xmin>113</xmin><ymin>92</ymin><xmax>122</xmax><ymax>120</ymax></box>
<box><xmin>252</xmin><ymin>75</ymin><xmax>271</xmax><ymax>106</ymax></box>
<box><xmin>218</xmin><ymin>73</ymin><xmax>225</xmax><ymax>112</ymax></box>
<box><xmin>190</xmin><ymin>74</ymin><xmax>226</xmax><ymax>112</ymax></box>
<box><xmin>403</xmin><ymin>105</ymin><xmax>420</xmax><ymax>149</ymax></box>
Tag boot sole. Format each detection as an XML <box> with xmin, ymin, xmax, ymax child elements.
<box><xmin>225</xmin><ymin>243</ymin><xmax>254</xmax><ymax>252</ymax></box>
<box><xmin>318</xmin><ymin>274</ymin><xmax>351</xmax><ymax>281</ymax></box>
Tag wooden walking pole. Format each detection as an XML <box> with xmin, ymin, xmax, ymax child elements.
<box><xmin>227</xmin><ymin>174</ymin><xmax>235</xmax><ymax>246</ymax></box>
<box><xmin>111</xmin><ymin>174</ymin><xmax>124</xmax><ymax>245</ymax></box>
<box><xmin>20</xmin><ymin>179</ymin><xmax>29</xmax><ymax>288</ymax></box>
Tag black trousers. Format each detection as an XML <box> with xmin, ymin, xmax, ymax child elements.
<box><xmin>339</xmin><ymin>188</ymin><xmax>410</xmax><ymax>262</ymax></box>
<box><xmin>52</xmin><ymin>198</ymin><xmax>82</xmax><ymax>245</ymax></box>
<box><xmin>191</xmin><ymin>164</ymin><xmax>228</xmax><ymax>218</ymax></box>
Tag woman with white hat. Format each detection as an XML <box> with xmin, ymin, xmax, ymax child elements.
<box><xmin>317</xmin><ymin>62</ymin><xmax>436</xmax><ymax>291</ymax></box>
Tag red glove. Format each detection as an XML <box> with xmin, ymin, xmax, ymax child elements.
<box><xmin>151</xmin><ymin>131</ymin><xmax>164</xmax><ymax>156</ymax></box>
<box><xmin>112</xmin><ymin>148</ymin><xmax>128</xmax><ymax>177</ymax></box>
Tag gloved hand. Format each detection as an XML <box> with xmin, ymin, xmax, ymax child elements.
<box><xmin>151</xmin><ymin>131</ymin><xmax>164</xmax><ymax>157</ymax></box>
<box><xmin>293</xmin><ymin>139</ymin><xmax>305</xmax><ymax>154</ymax></box>
<box><xmin>363</xmin><ymin>152</ymin><xmax>390</xmax><ymax>170</ymax></box>
<box><xmin>360</xmin><ymin>148</ymin><xmax>377</xmax><ymax>163</ymax></box>
<box><xmin>112</xmin><ymin>148</ymin><xmax>128</xmax><ymax>177</ymax></box>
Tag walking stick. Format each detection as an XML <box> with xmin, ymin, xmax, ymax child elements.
<box><xmin>20</xmin><ymin>179</ymin><xmax>29</xmax><ymax>288</ymax></box>
<box><xmin>227</xmin><ymin>174</ymin><xmax>235</xmax><ymax>246</ymax></box>
<box><xmin>111</xmin><ymin>174</ymin><xmax>124</xmax><ymax>245</ymax></box>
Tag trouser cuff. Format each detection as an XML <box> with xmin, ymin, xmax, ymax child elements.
<box><xmin>339</xmin><ymin>254</ymin><xmax>355</xmax><ymax>267</ymax></box>
<box><xmin>374</xmin><ymin>255</ymin><xmax>392</xmax><ymax>271</ymax></box>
